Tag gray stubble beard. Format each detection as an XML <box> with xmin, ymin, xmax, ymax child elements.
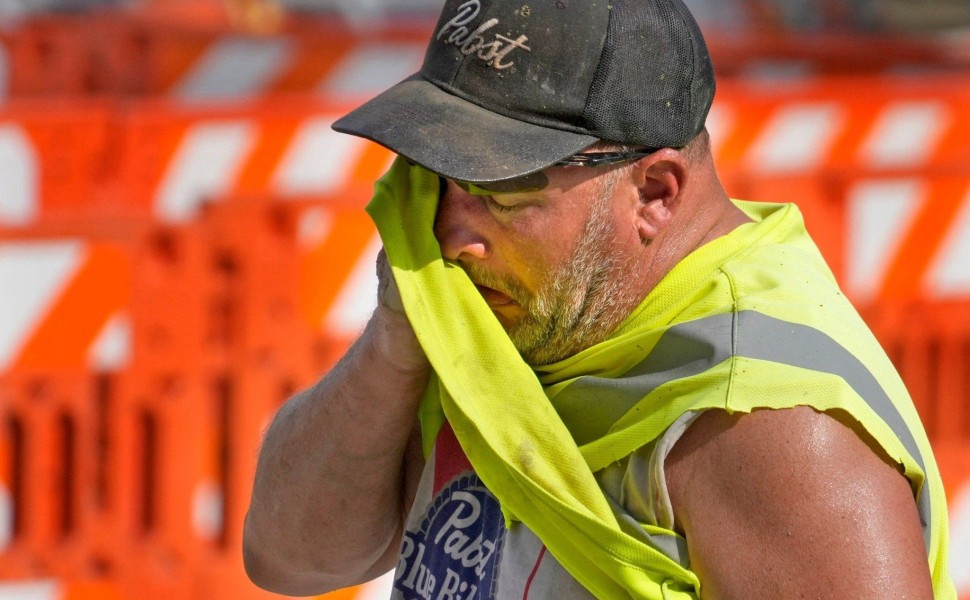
<box><xmin>511</xmin><ymin>185</ymin><xmax>634</xmax><ymax>366</ymax></box>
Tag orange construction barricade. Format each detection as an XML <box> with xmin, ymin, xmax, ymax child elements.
<box><xmin>0</xmin><ymin>101</ymin><xmax>112</xmax><ymax>227</ymax></box>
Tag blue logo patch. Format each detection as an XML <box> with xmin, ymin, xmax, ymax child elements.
<box><xmin>394</xmin><ymin>473</ymin><xmax>505</xmax><ymax>600</ymax></box>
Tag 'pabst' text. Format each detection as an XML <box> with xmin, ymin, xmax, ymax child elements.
<box><xmin>436</xmin><ymin>0</ymin><xmax>531</xmax><ymax>70</ymax></box>
<box><xmin>394</xmin><ymin>475</ymin><xmax>504</xmax><ymax>600</ymax></box>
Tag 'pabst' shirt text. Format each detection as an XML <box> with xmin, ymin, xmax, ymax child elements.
<box><xmin>391</xmin><ymin>424</ymin><xmax>594</xmax><ymax>600</ymax></box>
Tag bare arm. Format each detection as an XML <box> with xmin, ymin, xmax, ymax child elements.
<box><xmin>666</xmin><ymin>406</ymin><xmax>933</xmax><ymax>600</ymax></box>
<box><xmin>243</xmin><ymin>251</ymin><xmax>429</xmax><ymax>596</ymax></box>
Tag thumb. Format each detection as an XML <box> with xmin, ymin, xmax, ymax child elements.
<box><xmin>376</xmin><ymin>248</ymin><xmax>406</xmax><ymax>315</ymax></box>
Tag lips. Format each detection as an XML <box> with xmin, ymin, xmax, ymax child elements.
<box><xmin>475</xmin><ymin>284</ymin><xmax>516</xmax><ymax>307</ymax></box>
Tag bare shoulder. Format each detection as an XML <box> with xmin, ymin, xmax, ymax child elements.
<box><xmin>665</xmin><ymin>406</ymin><xmax>932</xmax><ymax>600</ymax></box>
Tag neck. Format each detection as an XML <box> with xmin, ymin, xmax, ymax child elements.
<box><xmin>634</xmin><ymin>173</ymin><xmax>750</xmax><ymax>311</ymax></box>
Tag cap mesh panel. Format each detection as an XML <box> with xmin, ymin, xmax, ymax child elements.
<box><xmin>583</xmin><ymin>0</ymin><xmax>712</xmax><ymax>148</ymax></box>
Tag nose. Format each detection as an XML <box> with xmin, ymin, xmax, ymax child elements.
<box><xmin>434</xmin><ymin>180</ymin><xmax>491</xmax><ymax>262</ymax></box>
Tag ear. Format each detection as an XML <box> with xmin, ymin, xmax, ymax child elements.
<box><xmin>631</xmin><ymin>149</ymin><xmax>689</xmax><ymax>242</ymax></box>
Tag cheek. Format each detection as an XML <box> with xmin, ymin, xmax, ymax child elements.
<box><xmin>495</xmin><ymin>217</ymin><xmax>578</xmax><ymax>286</ymax></box>
<box><xmin>531</xmin><ymin>234</ymin><xmax>589</xmax><ymax>283</ymax></box>
<box><xmin>601</xmin><ymin>201</ymin><xmax>640</xmax><ymax>249</ymax></box>
<box><xmin>617</xmin><ymin>217</ymin><xmax>642</xmax><ymax>247</ymax></box>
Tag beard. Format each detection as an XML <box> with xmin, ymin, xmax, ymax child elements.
<box><xmin>464</xmin><ymin>187</ymin><xmax>633</xmax><ymax>366</ymax></box>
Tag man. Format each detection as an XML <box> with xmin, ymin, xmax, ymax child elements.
<box><xmin>243</xmin><ymin>0</ymin><xmax>956</xmax><ymax>598</ymax></box>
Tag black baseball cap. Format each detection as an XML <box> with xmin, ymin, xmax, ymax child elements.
<box><xmin>332</xmin><ymin>0</ymin><xmax>715</xmax><ymax>184</ymax></box>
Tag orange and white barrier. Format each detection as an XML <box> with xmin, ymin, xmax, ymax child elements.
<box><xmin>0</xmin><ymin>580</ymin><xmax>121</xmax><ymax>600</ymax></box>
<box><xmin>165</xmin><ymin>36</ymin><xmax>426</xmax><ymax>103</ymax></box>
<box><xmin>0</xmin><ymin>103</ymin><xmax>110</xmax><ymax>227</ymax></box>
<box><xmin>0</xmin><ymin>240</ymin><xmax>130</xmax><ymax>373</ymax></box>
<box><xmin>3</xmin><ymin>12</ymin><xmax>970</xmax><ymax>100</ymax></box>
<box><xmin>953</xmin><ymin>480</ymin><xmax>970</xmax><ymax>596</ymax></box>
<box><xmin>112</xmin><ymin>104</ymin><xmax>395</xmax><ymax>224</ymax></box>
<box><xmin>709</xmin><ymin>89</ymin><xmax>970</xmax><ymax>175</ymax></box>
<box><xmin>295</xmin><ymin>204</ymin><xmax>382</xmax><ymax>343</ymax></box>
<box><xmin>117</xmin><ymin>84</ymin><xmax>970</xmax><ymax>220</ymax></box>
<box><xmin>2</xmin><ymin>80</ymin><xmax>967</xmax><ymax>305</ymax></box>
<box><xmin>845</xmin><ymin>177</ymin><xmax>970</xmax><ymax>302</ymax></box>
<box><xmin>0</xmin><ymin>123</ymin><xmax>37</xmax><ymax>225</ymax></box>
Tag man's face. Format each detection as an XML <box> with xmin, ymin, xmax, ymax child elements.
<box><xmin>434</xmin><ymin>164</ymin><xmax>644</xmax><ymax>365</ymax></box>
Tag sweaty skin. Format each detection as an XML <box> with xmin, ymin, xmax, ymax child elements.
<box><xmin>666</xmin><ymin>407</ymin><xmax>933</xmax><ymax>599</ymax></box>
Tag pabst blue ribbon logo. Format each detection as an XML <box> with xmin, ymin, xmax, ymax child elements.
<box><xmin>436</xmin><ymin>0</ymin><xmax>531</xmax><ymax>70</ymax></box>
<box><xmin>394</xmin><ymin>473</ymin><xmax>505</xmax><ymax>600</ymax></box>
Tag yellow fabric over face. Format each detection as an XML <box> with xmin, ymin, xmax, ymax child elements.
<box><xmin>366</xmin><ymin>159</ymin><xmax>700</xmax><ymax>599</ymax></box>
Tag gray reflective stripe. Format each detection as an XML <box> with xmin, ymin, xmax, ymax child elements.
<box><xmin>553</xmin><ymin>310</ymin><xmax>932</xmax><ymax>564</ymax></box>
<box><xmin>554</xmin><ymin>314</ymin><xmax>734</xmax><ymax>446</ymax></box>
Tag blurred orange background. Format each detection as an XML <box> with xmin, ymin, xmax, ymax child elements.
<box><xmin>0</xmin><ymin>0</ymin><xmax>968</xmax><ymax>598</ymax></box>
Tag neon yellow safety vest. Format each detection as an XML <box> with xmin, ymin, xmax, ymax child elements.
<box><xmin>368</xmin><ymin>158</ymin><xmax>956</xmax><ymax>599</ymax></box>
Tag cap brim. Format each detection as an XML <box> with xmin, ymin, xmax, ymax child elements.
<box><xmin>332</xmin><ymin>77</ymin><xmax>598</xmax><ymax>184</ymax></box>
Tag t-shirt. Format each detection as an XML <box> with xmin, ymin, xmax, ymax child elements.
<box><xmin>391</xmin><ymin>411</ymin><xmax>702</xmax><ymax>600</ymax></box>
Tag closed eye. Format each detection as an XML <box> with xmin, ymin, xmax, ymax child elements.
<box><xmin>484</xmin><ymin>195</ymin><xmax>525</xmax><ymax>214</ymax></box>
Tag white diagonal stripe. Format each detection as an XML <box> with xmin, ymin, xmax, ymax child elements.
<box><xmin>950</xmin><ymin>480</ymin><xmax>970</xmax><ymax>592</ymax></box>
<box><xmin>747</xmin><ymin>104</ymin><xmax>842</xmax><ymax>173</ymax></box>
<box><xmin>0</xmin><ymin>124</ymin><xmax>38</xmax><ymax>225</ymax></box>
<box><xmin>0</xmin><ymin>580</ymin><xmax>60</xmax><ymax>600</ymax></box>
<box><xmin>860</xmin><ymin>101</ymin><xmax>949</xmax><ymax>169</ymax></box>
<box><xmin>0</xmin><ymin>482</ymin><xmax>11</xmax><ymax>551</ymax></box>
<box><xmin>926</xmin><ymin>184</ymin><xmax>970</xmax><ymax>297</ymax></box>
<box><xmin>154</xmin><ymin>121</ymin><xmax>256</xmax><ymax>222</ymax></box>
<box><xmin>272</xmin><ymin>116</ymin><xmax>366</xmax><ymax>196</ymax></box>
<box><xmin>320</xmin><ymin>42</ymin><xmax>425</xmax><ymax>98</ymax></box>
<box><xmin>323</xmin><ymin>232</ymin><xmax>381</xmax><ymax>336</ymax></box>
<box><xmin>0</xmin><ymin>241</ymin><xmax>85</xmax><ymax>372</ymax></box>
<box><xmin>297</xmin><ymin>206</ymin><xmax>335</xmax><ymax>249</ymax></box>
<box><xmin>846</xmin><ymin>179</ymin><xmax>924</xmax><ymax>303</ymax></box>
<box><xmin>172</xmin><ymin>37</ymin><xmax>293</xmax><ymax>102</ymax></box>
<box><xmin>87</xmin><ymin>311</ymin><xmax>132</xmax><ymax>372</ymax></box>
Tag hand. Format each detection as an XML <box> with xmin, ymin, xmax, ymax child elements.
<box><xmin>376</xmin><ymin>248</ymin><xmax>406</xmax><ymax>315</ymax></box>
<box><xmin>372</xmin><ymin>249</ymin><xmax>429</xmax><ymax>373</ymax></box>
